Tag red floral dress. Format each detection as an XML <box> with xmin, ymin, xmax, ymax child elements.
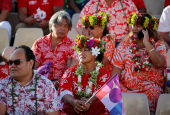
<box><xmin>111</xmin><ymin>38</ymin><xmax>167</xmax><ymax>114</ymax></box>
<box><xmin>0</xmin><ymin>61</ymin><xmax>9</xmax><ymax>80</ymax></box>
<box><xmin>32</xmin><ymin>33</ymin><xmax>74</xmax><ymax>80</ymax></box>
<box><xmin>0</xmin><ymin>71</ymin><xmax>60</xmax><ymax>114</ymax></box>
<box><xmin>59</xmin><ymin>66</ymin><xmax>111</xmax><ymax>114</ymax></box>
<box><xmin>77</xmin><ymin>0</ymin><xmax>138</xmax><ymax>41</ymax></box>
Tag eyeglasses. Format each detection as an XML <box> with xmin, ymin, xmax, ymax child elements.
<box><xmin>88</xmin><ymin>26</ymin><xmax>94</xmax><ymax>30</ymax></box>
<box><xmin>7</xmin><ymin>59</ymin><xmax>28</xmax><ymax>66</ymax></box>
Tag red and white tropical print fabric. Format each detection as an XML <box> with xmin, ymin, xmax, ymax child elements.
<box><xmin>32</xmin><ymin>33</ymin><xmax>74</xmax><ymax>80</ymax></box>
<box><xmin>0</xmin><ymin>61</ymin><xmax>9</xmax><ymax>80</ymax></box>
<box><xmin>103</xmin><ymin>37</ymin><xmax>115</xmax><ymax>73</ymax></box>
<box><xmin>111</xmin><ymin>38</ymin><xmax>167</xmax><ymax>114</ymax></box>
<box><xmin>59</xmin><ymin>66</ymin><xmax>110</xmax><ymax>99</ymax></box>
<box><xmin>0</xmin><ymin>71</ymin><xmax>60</xmax><ymax>114</ymax></box>
<box><xmin>59</xmin><ymin>66</ymin><xmax>110</xmax><ymax>114</ymax></box>
<box><xmin>77</xmin><ymin>0</ymin><xmax>138</xmax><ymax>41</ymax></box>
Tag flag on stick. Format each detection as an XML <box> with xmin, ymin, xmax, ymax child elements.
<box><xmin>95</xmin><ymin>73</ymin><xmax>125</xmax><ymax>115</ymax></box>
<box><xmin>37</xmin><ymin>61</ymin><xmax>52</xmax><ymax>78</ymax></box>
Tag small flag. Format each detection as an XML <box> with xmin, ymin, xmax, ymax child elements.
<box><xmin>95</xmin><ymin>73</ymin><xmax>125</xmax><ymax>115</ymax></box>
<box><xmin>37</xmin><ymin>61</ymin><xmax>52</xmax><ymax>78</ymax></box>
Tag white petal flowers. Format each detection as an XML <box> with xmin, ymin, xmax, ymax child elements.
<box><xmin>91</xmin><ymin>47</ymin><xmax>100</xmax><ymax>56</ymax></box>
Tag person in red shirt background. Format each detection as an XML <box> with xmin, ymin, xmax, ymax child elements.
<box><xmin>132</xmin><ymin>0</ymin><xmax>147</xmax><ymax>13</ymax></box>
<box><xmin>15</xmin><ymin>0</ymin><xmax>64</xmax><ymax>35</ymax></box>
<box><xmin>165</xmin><ymin>0</ymin><xmax>170</xmax><ymax>7</ymax></box>
<box><xmin>0</xmin><ymin>54</ymin><xmax>9</xmax><ymax>80</ymax></box>
<box><xmin>0</xmin><ymin>0</ymin><xmax>12</xmax><ymax>44</ymax></box>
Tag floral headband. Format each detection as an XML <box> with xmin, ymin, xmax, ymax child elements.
<box><xmin>127</xmin><ymin>13</ymin><xmax>159</xmax><ymax>31</ymax></box>
<box><xmin>81</xmin><ymin>11</ymin><xmax>111</xmax><ymax>28</ymax></box>
<box><xmin>73</xmin><ymin>35</ymin><xmax>106</xmax><ymax>56</ymax></box>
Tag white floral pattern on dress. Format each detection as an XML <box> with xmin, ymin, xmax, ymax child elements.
<box><xmin>111</xmin><ymin>38</ymin><xmax>167</xmax><ymax>114</ymax></box>
<box><xmin>77</xmin><ymin>0</ymin><xmax>138</xmax><ymax>41</ymax></box>
<box><xmin>32</xmin><ymin>33</ymin><xmax>74</xmax><ymax>80</ymax></box>
<box><xmin>0</xmin><ymin>61</ymin><xmax>9</xmax><ymax>80</ymax></box>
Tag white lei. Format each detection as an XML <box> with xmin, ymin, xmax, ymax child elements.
<box><xmin>76</xmin><ymin>63</ymin><xmax>101</xmax><ymax>96</ymax></box>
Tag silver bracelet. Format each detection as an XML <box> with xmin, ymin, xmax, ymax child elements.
<box><xmin>148</xmin><ymin>48</ymin><xmax>154</xmax><ymax>53</ymax></box>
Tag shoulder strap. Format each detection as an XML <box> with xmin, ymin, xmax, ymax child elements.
<box><xmin>96</xmin><ymin>0</ymin><xmax>101</xmax><ymax>14</ymax></box>
<box><xmin>119</xmin><ymin>0</ymin><xmax>129</xmax><ymax>33</ymax></box>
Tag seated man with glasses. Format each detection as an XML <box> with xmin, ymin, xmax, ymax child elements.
<box><xmin>0</xmin><ymin>45</ymin><xmax>60</xmax><ymax>115</ymax></box>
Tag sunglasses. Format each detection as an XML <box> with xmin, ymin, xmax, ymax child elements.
<box><xmin>88</xmin><ymin>26</ymin><xmax>94</xmax><ymax>30</ymax></box>
<box><xmin>7</xmin><ymin>59</ymin><xmax>28</xmax><ymax>66</ymax></box>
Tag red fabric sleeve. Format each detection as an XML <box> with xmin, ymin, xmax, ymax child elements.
<box><xmin>1</xmin><ymin>0</ymin><xmax>12</xmax><ymax>11</ymax></box>
<box><xmin>165</xmin><ymin>0</ymin><xmax>170</xmax><ymax>7</ymax></box>
<box><xmin>155</xmin><ymin>40</ymin><xmax>167</xmax><ymax>61</ymax></box>
<box><xmin>132</xmin><ymin>0</ymin><xmax>146</xmax><ymax>9</ymax></box>
<box><xmin>104</xmin><ymin>39</ymin><xmax>115</xmax><ymax>62</ymax></box>
<box><xmin>31</xmin><ymin>39</ymin><xmax>42</xmax><ymax>64</ymax></box>
<box><xmin>58</xmin><ymin>66</ymin><xmax>76</xmax><ymax>93</ymax></box>
<box><xmin>53</xmin><ymin>0</ymin><xmax>64</xmax><ymax>6</ymax></box>
<box><xmin>18</xmin><ymin>0</ymin><xmax>27</xmax><ymax>8</ymax></box>
<box><xmin>111</xmin><ymin>39</ymin><xmax>129</xmax><ymax>69</ymax></box>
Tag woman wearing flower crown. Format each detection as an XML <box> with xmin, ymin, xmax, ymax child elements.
<box><xmin>70</xmin><ymin>11</ymin><xmax>115</xmax><ymax>74</ymax></box>
<box><xmin>111</xmin><ymin>13</ymin><xmax>167</xmax><ymax>115</ymax></box>
<box><xmin>59</xmin><ymin>35</ymin><xmax>111</xmax><ymax>115</ymax></box>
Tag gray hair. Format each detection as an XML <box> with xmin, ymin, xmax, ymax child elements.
<box><xmin>49</xmin><ymin>10</ymin><xmax>72</xmax><ymax>32</ymax></box>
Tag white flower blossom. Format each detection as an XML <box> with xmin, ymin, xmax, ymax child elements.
<box><xmin>90</xmin><ymin>37</ymin><xmax>94</xmax><ymax>40</ymax></box>
<box><xmin>86</xmin><ymin>88</ymin><xmax>91</xmax><ymax>94</ymax></box>
<box><xmin>34</xmin><ymin>70</ymin><xmax>37</xmax><ymax>74</ymax></box>
<box><xmin>78</xmin><ymin>75</ymin><xmax>81</xmax><ymax>82</ymax></box>
<box><xmin>130</xmin><ymin>49</ymin><xmax>132</xmax><ymax>53</ymax></box>
<box><xmin>97</xmin><ymin>63</ymin><xmax>102</xmax><ymax>67</ymax></box>
<box><xmin>78</xmin><ymin>87</ymin><xmax>81</xmax><ymax>91</ymax></box>
<box><xmin>14</xmin><ymin>97</ymin><xmax>18</xmax><ymax>100</ymax></box>
<box><xmin>135</xmin><ymin>62</ymin><xmax>140</xmax><ymax>65</ymax></box>
<box><xmin>91</xmin><ymin>47</ymin><xmax>100</xmax><ymax>56</ymax></box>
<box><xmin>88</xmin><ymin>81</ymin><xmax>93</xmax><ymax>87</ymax></box>
<box><xmin>96</xmin><ymin>66</ymin><xmax>100</xmax><ymax>71</ymax></box>
<box><xmin>143</xmin><ymin>61</ymin><xmax>149</xmax><ymax>65</ymax></box>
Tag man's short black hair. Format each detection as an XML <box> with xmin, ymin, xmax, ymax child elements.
<box><xmin>15</xmin><ymin>45</ymin><xmax>35</xmax><ymax>69</ymax></box>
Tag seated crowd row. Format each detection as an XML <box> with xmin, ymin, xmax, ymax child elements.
<box><xmin>1</xmin><ymin>0</ymin><xmax>159</xmax><ymax>45</ymax></box>
<box><xmin>1</xmin><ymin>0</ymin><xmax>170</xmax><ymax>115</ymax></box>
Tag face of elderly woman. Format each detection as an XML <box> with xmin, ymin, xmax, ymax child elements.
<box><xmin>52</xmin><ymin>18</ymin><xmax>69</xmax><ymax>39</ymax></box>
<box><xmin>132</xmin><ymin>25</ymin><xmax>143</xmax><ymax>38</ymax></box>
<box><xmin>78</xmin><ymin>48</ymin><xmax>95</xmax><ymax>64</ymax></box>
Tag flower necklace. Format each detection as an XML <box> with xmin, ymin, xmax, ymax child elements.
<box><xmin>11</xmin><ymin>70</ymin><xmax>41</xmax><ymax>115</ymax></box>
<box><xmin>75</xmin><ymin>61</ymin><xmax>103</xmax><ymax>99</ymax></box>
<box><xmin>129</xmin><ymin>35</ymin><xmax>155</xmax><ymax>72</ymax></box>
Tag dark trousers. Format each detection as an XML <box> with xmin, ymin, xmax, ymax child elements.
<box><xmin>63</xmin><ymin>100</ymin><xmax>105</xmax><ymax>115</ymax></box>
